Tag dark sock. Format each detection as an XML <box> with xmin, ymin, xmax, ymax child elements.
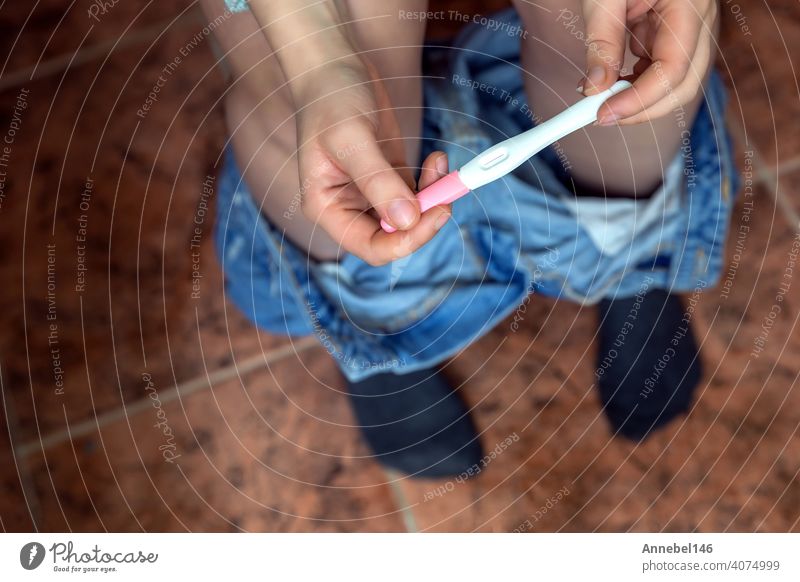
<box><xmin>596</xmin><ymin>289</ymin><xmax>702</xmax><ymax>440</ymax></box>
<box><xmin>347</xmin><ymin>367</ymin><xmax>484</xmax><ymax>478</ymax></box>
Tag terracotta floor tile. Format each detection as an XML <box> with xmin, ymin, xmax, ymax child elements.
<box><xmin>0</xmin><ymin>385</ymin><xmax>37</xmax><ymax>531</ymax></box>
<box><xmin>0</xmin><ymin>0</ymin><xmax>201</xmax><ymax>81</ymax></box>
<box><xmin>717</xmin><ymin>0</ymin><xmax>800</xmax><ymax>167</ymax></box>
<box><xmin>0</xmin><ymin>31</ymin><xmax>288</xmax><ymax>444</ymax></box>
<box><xmin>778</xmin><ymin>168</ymin><xmax>800</xmax><ymax>240</ymax></box>
<box><xmin>27</xmin><ymin>347</ymin><xmax>404</xmax><ymax>532</ymax></box>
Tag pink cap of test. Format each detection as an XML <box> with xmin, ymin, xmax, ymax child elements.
<box><xmin>380</xmin><ymin>170</ymin><xmax>471</xmax><ymax>233</ymax></box>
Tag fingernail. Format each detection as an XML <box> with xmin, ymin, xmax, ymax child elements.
<box><xmin>434</xmin><ymin>211</ymin><xmax>451</xmax><ymax>231</ymax></box>
<box><xmin>586</xmin><ymin>66</ymin><xmax>605</xmax><ymax>90</ymax></box>
<box><xmin>597</xmin><ymin>108</ymin><xmax>620</xmax><ymax>126</ymax></box>
<box><xmin>435</xmin><ymin>154</ymin><xmax>448</xmax><ymax>176</ymax></box>
<box><xmin>576</xmin><ymin>80</ymin><xmax>585</xmax><ymax>93</ymax></box>
<box><xmin>387</xmin><ymin>200</ymin><xmax>417</xmax><ymax>230</ymax></box>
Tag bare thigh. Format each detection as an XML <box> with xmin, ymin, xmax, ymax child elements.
<box><xmin>512</xmin><ymin>0</ymin><xmax>715</xmax><ymax>196</ymax></box>
<box><xmin>200</xmin><ymin>0</ymin><xmax>428</xmax><ymax>260</ymax></box>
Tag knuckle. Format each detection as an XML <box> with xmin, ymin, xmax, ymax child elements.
<box><xmin>588</xmin><ymin>37</ymin><xmax>623</xmax><ymax>59</ymax></box>
<box><xmin>324</xmin><ymin>118</ymin><xmax>371</xmax><ymax>152</ymax></box>
<box><xmin>655</xmin><ymin>61</ymin><xmax>687</xmax><ymax>92</ymax></box>
<box><xmin>677</xmin><ymin>59</ymin><xmax>692</xmax><ymax>79</ymax></box>
<box><xmin>363</xmin><ymin>253</ymin><xmax>388</xmax><ymax>268</ymax></box>
<box><xmin>356</xmin><ymin>170</ymin><xmax>385</xmax><ymax>198</ymax></box>
<box><xmin>591</xmin><ymin>37</ymin><xmax>620</xmax><ymax>52</ymax></box>
<box><xmin>389</xmin><ymin>232</ymin><xmax>416</xmax><ymax>260</ymax></box>
<box><xmin>322</xmin><ymin>121</ymin><xmax>349</xmax><ymax>145</ymax></box>
<box><xmin>681</xmin><ymin>83</ymin><xmax>700</xmax><ymax>104</ymax></box>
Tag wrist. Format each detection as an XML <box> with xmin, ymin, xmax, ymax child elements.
<box><xmin>289</xmin><ymin>52</ymin><xmax>368</xmax><ymax>109</ymax></box>
<box><xmin>248</xmin><ymin>0</ymin><xmax>361</xmax><ymax>106</ymax></box>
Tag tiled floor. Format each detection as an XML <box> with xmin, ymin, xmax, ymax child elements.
<box><xmin>1</xmin><ymin>0</ymin><xmax>798</xmax><ymax>532</ymax></box>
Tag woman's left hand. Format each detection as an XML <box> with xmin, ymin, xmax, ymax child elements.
<box><xmin>579</xmin><ymin>0</ymin><xmax>718</xmax><ymax>125</ymax></box>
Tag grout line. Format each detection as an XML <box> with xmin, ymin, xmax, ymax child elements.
<box><xmin>1</xmin><ymin>364</ymin><xmax>43</xmax><ymax>530</ymax></box>
<box><xmin>0</xmin><ymin>8</ymin><xmax>204</xmax><ymax>93</ymax></box>
<box><xmin>777</xmin><ymin>155</ymin><xmax>800</xmax><ymax>178</ymax></box>
<box><xmin>383</xmin><ymin>469</ymin><xmax>420</xmax><ymax>532</ymax></box>
<box><xmin>17</xmin><ymin>337</ymin><xmax>319</xmax><ymax>457</ymax></box>
<box><xmin>728</xmin><ymin>114</ymin><xmax>800</xmax><ymax>228</ymax></box>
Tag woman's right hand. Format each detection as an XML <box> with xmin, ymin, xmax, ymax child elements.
<box><xmin>247</xmin><ymin>1</ymin><xmax>450</xmax><ymax>265</ymax></box>
<box><xmin>293</xmin><ymin>58</ymin><xmax>451</xmax><ymax>266</ymax></box>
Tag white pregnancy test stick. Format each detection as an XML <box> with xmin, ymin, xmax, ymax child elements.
<box><xmin>381</xmin><ymin>80</ymin><xmax>632</xmax><ymax>233</ymax></box>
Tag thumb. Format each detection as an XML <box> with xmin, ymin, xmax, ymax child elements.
<box><xmin>324</xmin><ymin>119</ymin><xmax>420</xmax><ymax>231</ymax></box>
<box><xmin>580</xmin><ymin>0</ymin><xmax>627</xmax><ymax>95</ymax></box>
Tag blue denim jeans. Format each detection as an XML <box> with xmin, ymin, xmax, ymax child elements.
<box><xmin>214</xmin><ymin>8</ymin><xmax>737</xmax><ymax>382</ymax></box>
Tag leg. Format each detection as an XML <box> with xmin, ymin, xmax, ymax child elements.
<box><xmin>513</xmin><ymin>0</ymin><xmax>713</xmax><ymax>196</ymax></box>
<box><xmin>513</xmin><ymin>0</ymin><xmax>715</xmax><ymax>439</ymax></box>
<box><xmin>200</xmin><ymin>0</ymin><xmax>427</xmax><ymax>260</ymax></box>
<box><xmin>203</xmin><ymin>1</ymin><xmax>481</xmax><ymax>473</ymax></box>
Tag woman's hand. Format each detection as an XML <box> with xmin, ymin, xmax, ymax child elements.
<box><xmin>578</xmin><ymin>0</ymin><xmax>718</xmax><ymax>125</ymax></box>
<box><xmin>294</xmin><ymin>58</ymin><xmax>451</xmax><ymax>266</ymax></box>
<box><xmin>248</xmin><ymin>0</ymin><xmax>450</xmax><ymax>265</ymax></box>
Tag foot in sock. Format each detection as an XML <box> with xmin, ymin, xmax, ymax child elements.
<box><xmin>346</xmin><ymin>367</ymin><xmax>483</xmax><ymax>478</ymax></box>
<box><xmin>596</xmin><ymin>289</ymin><xmax>702</xmax><ymax>441</ymax></box>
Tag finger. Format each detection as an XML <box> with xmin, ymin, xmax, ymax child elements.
<box><xmin>580</xmin><ymin>0</ymin><xmax>627</xmax><ymax>95</ymax></box>
<box><xmin>417</xmin><ymin>151</ymin><xmax>449</xmax><ymax>191</ymax></box>
<box><xmin>381</xmin><ymin>152</ymin><xmax>450</xmax><ymax>233</ymax></box>
<box><xmin>596</xmin><ymin>4</ymin><xmax>703</xmax><ymax>124</ymax></box>
<box><xmin>629</xmin><ymin>17</ymin><xmax>650</xmax><ymax>60</ymax></box>
<box><xmin>323</xmin><ymin>119</ymin><xmax>420</xmax><ymax>231</ymax></box>
<box><xmin>313</xmin><ymin>188</ymin><xmax>450</xmax><ymax>266</ymax></box>
<box><xmin>632</xmin><ymin>56</ymin><xmax>651</xmax><ymax>78</ymax></box>
<box><xmin>364</xmin><ymin>204</ymin><xmax>451</xmax><ymax>266</ymax></box>
<box><xmin>626</xmin><ymin>0</ymin><xmax>656</xmax><ymax>22</ymax></box>
<box><xmin>614</xmin><ymin>30</ymin><xmax>711</xmax><ymax>125</ymax></box>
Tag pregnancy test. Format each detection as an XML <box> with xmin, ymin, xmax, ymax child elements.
<box><xmin>381</xmin><ymin>80</ymin><xmax>632</xmax><ymax>233</ymax></box>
